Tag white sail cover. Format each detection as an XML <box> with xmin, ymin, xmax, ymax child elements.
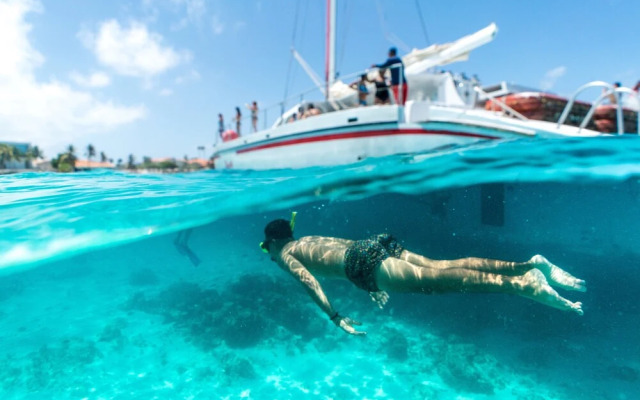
<box><xmin>403</xmin><ymin>23</ymin><xmax>498</xmax><ymax>75</ymax></box>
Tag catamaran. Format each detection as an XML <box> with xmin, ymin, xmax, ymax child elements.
<box><xmin>211</xmin><ymin>1</ymin><xmax>639</xmax><ymax>171</ymax></box>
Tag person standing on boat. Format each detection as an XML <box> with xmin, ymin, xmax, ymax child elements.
<box><xmin>372</xmin><ymin>47</ymin><xmax>408</xmax><ymax>106</ymax></box>
<box><xmin>234</xmin><ymin>107</ymin><xmax>242</xmax><ymax>136</ymax></box>
<box><xmin>605</xmin><ymin>82</ymin><xmax>621</xmax><ymax>104</ymax></box>
<box><xmin>246</xmin><ymin>101</ymin><xmax>258</xmax><ymax>132</ymax></box>
<box><xmin>217</xmin><ymin>114</ymin><xmax>225</xmax><ymax>140</ymax></box>
<box><xmin>373</xmin><ymin>69</ymin><xmax>391</xmax><ymax>105</ymax></box>
<box><xmin>350</xmin><ymin>74</ymin><xmax>370</xmax><ymax>106</ymax></box>
<box><xmin>260</xmin><ymin>216</ymin><xmax>586</xmax><ymax>336</ymax></box>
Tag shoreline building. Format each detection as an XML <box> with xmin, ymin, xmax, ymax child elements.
<box><xmin>0</xmin><ymin>141</ymin><xmax>32</xmax><ymax>169</ymax></box>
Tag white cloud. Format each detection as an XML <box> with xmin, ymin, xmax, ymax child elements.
<box><xmin>170</xmin><ymin>0</ymin><xmax>206</xmax><ymax>30</ymax></box>
<box><xmin>69</xmin><ymin>71</ymin><xmax>111</xmax><ymax>88</ymax></box>
<box><xmin>540</xmin><ymin>66</ymin><xmax>567</xmax><ymax>91</ymax></box>
<box><xmin>159</xmin><ymin>88</ymin><xmax>173</xmax><ymax>96</ymax></box>
<box><xmin>144</xmin><ymin>0</ymin><xmax>206</xmax><ymax>30</ymax></box>
<box><xmin>175</xmin><ymin>69</ymin><xmax>200</xmax><ymax>84</ymax></box>
<box><xmin>211</xmin><ymin>14</ymin><xmax>224</xmax><ymax>35</ymax></box>
<box><xmin>176</xmin><ymin>0</ymin><xmax>205</xmax><ymax>22</ymax></box>
<box><xmin>0</xmin><ymin>0</ymin><xmax>146</xmax><ymax>151</ymax></box>
<box><xmin>0</xmin><ymin>0</ymin><xmax>43</xmax><ymax>77</ymax></box>
<box><xmin>80</xmin><ymin>19</ymin><xmax>191</xmax><ymax>78</ymax></box>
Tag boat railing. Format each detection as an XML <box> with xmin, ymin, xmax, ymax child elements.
<box><xmin>473</xmin><ymin>86</ymin><xmax>529</xmax><ymax>121</ymax></box>
<box><xmin>557</xmin><ymin>81</ymin><xmax>640</xmax><ymax>135</ymax></box>
<box><xmin>220</xmin><ymin>63</ymin><xmax>409</xmax><ymax>138</ymax></box>
<box><xmin>224</xmin><ymin>84</ymin><xmax>325</xmax><ymax>135</ymax></box>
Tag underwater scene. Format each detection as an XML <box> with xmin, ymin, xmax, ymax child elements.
<box><xmin>1</xmin><ymin>137</ymin><xmax>639</xmax><ymax>400</ymax></box>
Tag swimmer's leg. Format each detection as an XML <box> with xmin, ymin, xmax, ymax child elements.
<box><xmin>375</xmin><ymin>258</ymin><xmax>584</xmax><ymax>315</ymax></box>
<box><xmin>173</xmin><ymin>229</ymin><xmax>201</xmax><ymax>267</ymax></box>
<box><xmin>400</xmin><ymin>251</ymin><xmax>587</xmax><ymax>292</ymax></box>
<box><xmin>400</xmin><ymin>250</ymin><xmax>530</xmax><ymax>276</ymax></box>
<box><xmin>516</xmin><ymin>269</ymin><xmax>584</xmax><ymax>315</ymax></box>
<box><xmin>529</xmin><ymin>255</ymin><xmax>586</xmax><ymax>292</ymax></box>
<box><xmin>174</xmin><ymin>231</ymin><xmax>186</xmax><ymax>255</ymax></box>
<box><xmin>183</xmin><ymin>247</ymin><xmax>201</xmax><ymax>267</ymax></box>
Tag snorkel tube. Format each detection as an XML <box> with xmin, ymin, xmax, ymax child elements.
<box><xmin>289</xmin><ymin>211</ymin><xmax>297</xmax><ymax>232</ymax></box>
<box><xmin>260</xmin><ymin>211</ymin><xmax>297</xmax><ymax>253</ymax></box>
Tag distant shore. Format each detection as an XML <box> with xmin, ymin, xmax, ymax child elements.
<box><xmin>0</xmin><ymin>167</ymin><xmax>212</xmax><ymax>175</ymax></box>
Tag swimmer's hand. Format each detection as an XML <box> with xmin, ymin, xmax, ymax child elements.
<box><xmin>369</xmin><ymin>291</ymin><xmax>389</xmax><ymax>309</ymax></box>
<box><xmin>332</xmin><ymin>314</ymin><xmax>366</xmax><ymax>336</ymax></box>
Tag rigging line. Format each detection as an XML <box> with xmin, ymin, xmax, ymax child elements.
<box><xmin>375</xmin><ymin>0</ymin><xmax>411</xmax><ymax>53</ymax></box>
<box><xmin>299</xmin><ymin>0</ymin><xmax>309</xmax><ymax>50</ymax></box>
<box><xmin>336</xmin><ymin>0</ymin><xmax>352</xmax><ymax>75</ymax></box>
<box><xmin>283</xmin><ymin>0</ymin><xmax>302</xmax><ymax>104</ymax></box>
<box><xmin>414</xmin><ymin>0</ymin><xmax>431</xmax><ymax>46</ymax></box>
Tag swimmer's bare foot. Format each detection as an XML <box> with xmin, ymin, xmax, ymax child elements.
<box><xmin>521</xmin><ymin>269</ymin><xmax>584</xmax><ymax>316</ymax></box>
<box><xmin>530</xmin><ymin>255</ymin><xmax>586</xmax><ymax>292</ymax></box>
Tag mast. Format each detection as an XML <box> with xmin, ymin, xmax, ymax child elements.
<box><xmin>325</xmin><ymin>0</ymin><xmax>336</xmax><ymax>99</ymax></box>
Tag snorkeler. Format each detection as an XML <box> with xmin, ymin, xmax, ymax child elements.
<box><xmin>260</xmin><ymin>215</ymin><xmax>586</xmax><ymax>336</ymax></box>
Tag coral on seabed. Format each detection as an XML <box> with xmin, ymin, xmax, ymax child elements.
<box><xmin>126</xmin><ymin>274</ymin><xmax>324</xmax><ymax>350</ymax></box>
<box><xmin>431</xmin><ymin>342</ymin><xmax>504</xmax><ymax>395</ymax></box>
<box><xmin>378</xmin><ymin>326</ymin><xmax>409</xmax><ymax>361</ymax></box>
<box><xmin>98</xmin><ymin>318</ymin><xmax>128</xmax><ymax>349</ymax></box>
<box><xmin>220</xmin><ymin>354</ymin><xmax>257</xmax><ymax>380</ymax></box>
<box><xmin>26</xmin><ymin>338</ymin><xmax>103</xmax><ymax>391</ymax></box>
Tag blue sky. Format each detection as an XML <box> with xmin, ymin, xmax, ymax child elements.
<box><xmin>1</xmin><ymin>0</ymin><xmax>638</xmax><ymax>162</ymax></box>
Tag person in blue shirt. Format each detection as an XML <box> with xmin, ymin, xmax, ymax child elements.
<box><xmin>350</xmin><ymin>74</ymin><xmax>370</xmax><ymax>106</ymax></box>
<box><xmin>372</xmin><ymin>47</ymin><xmax>408</xmax><ymax>105</ymax></box>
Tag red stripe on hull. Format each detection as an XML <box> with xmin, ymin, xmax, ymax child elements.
<box><xmin>236</xmin><ymin>128</ymin><xmax>499</xmax><ymax>154</ymax></box>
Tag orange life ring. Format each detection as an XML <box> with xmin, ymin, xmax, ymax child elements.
<box><xmin>222</xmin><ymin>129</ymin><xmax>239</xmax><ymax>142</ymax></box>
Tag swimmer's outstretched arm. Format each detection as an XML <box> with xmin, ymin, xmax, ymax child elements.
<box><xmin>280</xmin><ymin>253</ymin><xmax>366</xmax><ymax>336</ymax></box>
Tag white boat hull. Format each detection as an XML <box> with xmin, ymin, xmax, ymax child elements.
<box><xmin>212</xmin><ymin>101</ymin><xmax>603</xmax><ymax>170</ymax></box>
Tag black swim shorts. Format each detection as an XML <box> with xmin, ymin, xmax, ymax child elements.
<box><xmin>344</xmin><ymin>234</ymin><xmax>404</xmax><ymax>292</ymax></box>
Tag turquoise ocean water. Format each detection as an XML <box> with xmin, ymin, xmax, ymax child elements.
<box><xmin>1</xmin><ymin>136</ymin><xmax>639</xmax><ymax>399</ymax></box>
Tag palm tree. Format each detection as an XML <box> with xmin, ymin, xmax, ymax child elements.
<box><xmin>56</xmin><ymin>153</ymin><xmax>73</xmax><ymax>171</ymax></box>
<box><xmin>64</xmin><ymin>144</ymin><xmax>77</xmax><ymax>170</ymax></box>
<box><xmin>127</xmin><ymin>154</ymin><xmax>136</xmax><ymax>170</ymax></box>
<box><xmin>100</xmin><ymin>151</ymin><xmax>108</xmax><ymax>163</ymax></box>
<box><xmin>86</xmin><ymin>144</ymin><xmax>96</xmax><ymax>164</ymax></box>
<box><xmin>26</xmin><ymin>145</ymin><xmax>43</xmax><ymax>160</ymax></box>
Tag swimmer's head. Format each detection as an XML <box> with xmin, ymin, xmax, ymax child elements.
<box><xmin>261</xmin><ymin>218</ymin><xmax>294</xmax><ymax>253</ymax></box>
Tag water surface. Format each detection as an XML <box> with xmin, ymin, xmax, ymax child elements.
<box><xmin>1</xmin><ymin>136</ymin><xmax>639</xmax><ymax>399</ymax></box>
